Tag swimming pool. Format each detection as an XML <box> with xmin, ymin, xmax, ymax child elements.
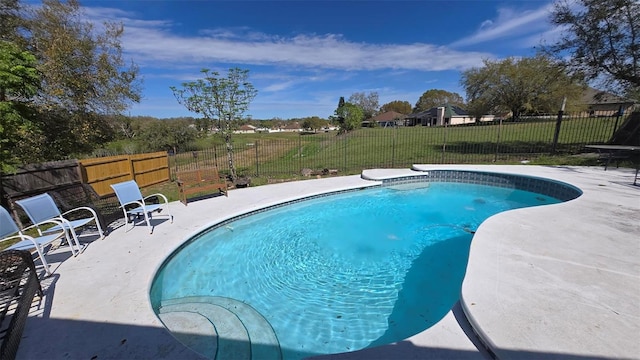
<box><xmin>150</xmin><ymin>171</ymin><xmax>581</xmax><ymax>360</ymax></box>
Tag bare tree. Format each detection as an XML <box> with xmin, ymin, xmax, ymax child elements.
<box><xmin>171</xmin><ymin>68</ymin><xmax>257</xmax><ymax>181</ymax></box>
<box><xmin>348</xmin><ymin>91</ymin><xmax>379</xmax><ymax>119</ymax></box>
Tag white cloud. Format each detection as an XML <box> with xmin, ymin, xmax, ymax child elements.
<box><xmin>480</xmin><ymin>20</ymin><xmax>494</xmax><ymax>30</ymax></box>
<box><xmin>452</xmin><ymin>2</ymin><xmax>555</xmax><ymax>48</ymax></box>
<box><xmin>79</xmin><ymin>5</ymin><xmax>503</xmax><ymax>119</ymax></box>
<box><xmin>263</xmin><ymin>80</ymin><xmax>298</xmax><ymax>92</ymax></box>
<box><xmin>260</xmin><ymin>71</ymin><xmax>342</xmax><ymax>92</ymax></box>
<box><xmin>122</xmin><ymin>28</ymin><xmax>491</xmax><ymax>72</ymax></box>
<box><xmin>82</xmin><ymin>8</ymin><xmax>493</xmax><ymax>74</ymax></box>
<box><xmin>83</xmin><ymin>7</ymin><xmax>173</xmax><ymax>29</ymax></box>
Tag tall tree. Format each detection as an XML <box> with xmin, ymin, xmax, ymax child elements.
<box><xmin>413</xmin><ymin>89</ymin><xmax>465</xmax><ymax>113</ymax></box>
<box><xmin>0</xmin><ymin>0</ymin><xmax>25</xmax><ymax>44</ymax></box>
<box><xmin>545</xmin><ymin>0</ymin><xmax>639</xmax><ymax>97</ymax></box>
<box><xmin>0</xmin><ymin>0</ymin><xmax>143</xmax><ymax>160</ymax></box>
<box><xmin>379</xmin><ymin>100</ymin><xmax>412</xmax><ymax>114</ymax></box>
<box><xmin>465</xmin><ymin>97</ymin><xmax>493</xmax><ymax>122</ymax></box>
<box><xmin>30</xmin><ymin>108</ymin><xmax>115</xmax><ymax>158</ymax></box>
<box><xmin>348</xmin><ymin>91</ymin><xmax>379</xmax><ymax>119</ymax></box>
<box><xmin>0</xmin><ymin>40</ymin><xmax>40</xmax><ymax>171</ymax></box>
<box><xmin>171</xmin><ymin>68</ymin><xmax>257</xmax><ymax>181</ymax></box>
<box><xmin>138</xmin><ymin>119</ymin><xmax>197</xmax><ymax>153</ymax></box>
<box><xmin>301</xmin><ymin>116</ymin><xmax>326</xmax><ymax>132</ymax></box>
<box><xmin>461</xmin><ymin>55</ymin><xmax>584</xmax><ymax>119</ymax></box>
<box><xmin>332</xmin><ymin>96</ymin><xmax>345</xmax><ymax>125</ymax></box>
<box><xmin>29</xmin><ymin>0</ymin><xmax>141</xmax><ymax>115</ymax></box>
<box><xmin>334</xmin><ymin>102</ymin><xmax>363</xmax><ymax>133</ymax></box>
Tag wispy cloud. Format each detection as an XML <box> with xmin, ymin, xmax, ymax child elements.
<box><xmin>122</xmin><ymin>29</ymin><xmax>492</xmax><ymax>72</ymax></box>
<box><xmin>83</xmin><ymin>7</ymin><xmax>493</xmax><ymax>75</ymax></box>
<box><xmin>451</xmin><ymin>3</ymin><xmax>555</xmax><ymax>48</ymax></box>
<box><xmin>263</xmin><ymin>80</ymin><xmax>298</xmax><ymax>92</ymax></box>
<box><xmin>80</xmin><ymin>5</ymin><xmax>498</xmax><ymax>118</ymax></box>
<box><xmin>528</xmin><ymin>24</ymin><xmax>569</xmax><ymax>48</ymax></box>
<box><xmin>83</xmin><ymin>7</ymin><xmax>173</xmax><ymax>29</ymax></box>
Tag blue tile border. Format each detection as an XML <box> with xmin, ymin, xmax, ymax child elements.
<box><xmin>381</xmin><ymin>170</ymin><xmax>582</xmax><ymax>202</ymax></box>
<box><xmin>176</xmin><ymin>171</ymin><xmax>581</xmax><ymax>252</ymax></box>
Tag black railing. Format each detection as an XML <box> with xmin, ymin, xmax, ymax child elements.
<box><xmin>169</xmin><ymin>109</ymin><xmax>637</xmax><ymax>179</ymax></box>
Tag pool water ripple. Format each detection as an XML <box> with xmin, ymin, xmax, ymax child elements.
<box><xmin>151</xmin><ymin>182</ymin><xmax>562</xmax><ymax>359</ymax></box>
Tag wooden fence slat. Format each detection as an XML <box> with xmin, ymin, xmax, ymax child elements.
<box><xmin>1</xmin><ymin>160</ymin><xmax>81</xmax><ymax>198</ymax></box>
<box><xmin>79</xmin><ymin>152</ymin><xmax>170</xmax><ymax>196</ymax></box>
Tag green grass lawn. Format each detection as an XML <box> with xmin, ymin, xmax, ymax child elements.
<box><xmin>219</xmin><ymin>116</ymin><xmax>615</xmax><ymax>175</ymax></box>
<box><xmin>155</xmin><ymin>115</ymin><xmax>621</xmax><ymax>197</ymax></box>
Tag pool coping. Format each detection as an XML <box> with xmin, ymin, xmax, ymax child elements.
<box><xmin>415</xmin><ymin>165</ymin><xmax>640</xmax><ymax>360</ymax></box>
<box><xmin>14</xmin><ymin>165</ymin><xmax>640</xmax><ymax>360</ymax></box>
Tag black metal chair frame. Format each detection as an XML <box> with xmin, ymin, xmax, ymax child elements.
<box><xmin>0</xmin><ymin>250</ymin><xmax>43</xmax><ymax>360</ymax></box>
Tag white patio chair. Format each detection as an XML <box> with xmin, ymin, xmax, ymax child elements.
<box><xmin>15</xmin><ymin>193</ymin><xmax>105</xmax><ymax>256</ymax></box>
<box><xmin>0</xmin><ymin>206</ymin><xmax>69</xmax><ymax>276</ymax></box>
<box><xmin>110</xmin><ymin>180</ymin><xmax>173</xmax><ymax>234</ymax></box>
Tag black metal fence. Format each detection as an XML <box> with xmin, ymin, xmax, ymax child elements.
<box><xmin>171</xmin><ymin>109</ymin><xmax>639</xmax><ymax>179</ymax></box>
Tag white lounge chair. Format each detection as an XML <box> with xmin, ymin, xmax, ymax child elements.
<box><xmin>110</xmin><ymin>180</ymin><xmax>173</xmax><ymax>234</ymax></box>
<box><xmin>15</xmin><ymin>193</ymin><xmax>105</xmax><ymax>256</ymax></box>
<box><xmin>0</xmin><ymin>206</ymin><xmax>69</xmax><ymax>276</ymax></box>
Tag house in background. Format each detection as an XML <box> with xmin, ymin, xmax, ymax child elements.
<box><xmin>406</xmin><ymin>104</ymin><xmax>494</xmax><ymax>126</ymax></box>
<box><xmin>580</xmin><ymin>87</ymin><xmax>637</xmax><ymax>116</ymax></box>
<box><xmin>277</xmin><ymin>121</ymin><xmax>303</xmax><ymax>132</ymax></box>
<box><xmin>234</xmin><ymin>124</ymin><xmax>256</xmax><ymax>134</ymax></box>
<box><xmin>363</xmin><ymin>111</ymin><xmax>407</xmax><ymax>127</ymax></box>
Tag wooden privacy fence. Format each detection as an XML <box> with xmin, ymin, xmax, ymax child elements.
<box><xmin>79</xmin><ymin>152</ymin><xmax>170</xmax><ymax>196</ymax></box>
<box><xmin>0</xmin><ymin>159</ymin><xmax>113</xmax><ymax>228</ymax></box>
<box><xmin>0</xmin><ymin>160</ymin><xmax>81</xmax><ymax>202</ymax></box>
<box><xmin>1</xmin><ymin>152</ymin><xmax>170</xmax><ymax>227</ymax></box>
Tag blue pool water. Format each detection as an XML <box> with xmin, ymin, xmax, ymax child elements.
<box><xmin>151</xmin><ymin>182</ymin><xmax>561</xmax><ymax>359</ymax></box>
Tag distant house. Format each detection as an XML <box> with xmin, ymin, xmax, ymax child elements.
<box><xmin>234</xmin><ymin>124</ymin><xmax>256</xmax><ymax>134</ymax></box>
<box><xmin>580</xmin><ymin>87</ymin><xmax>637</xmax><ymax>116</ymax></box>
<box><xmin>280</xmin><ymin>121</ymin><xmax>302</xmax><ymax>132</ymax></box>
<box><xmin>406</xmin><ymin>104</ymin><xmax>494</xmax><ymax>126</ymax></box>
<box><xmin>363</xmin><ymin>111</ymin><xmax>407</xmax><ymax>127</ymax></box>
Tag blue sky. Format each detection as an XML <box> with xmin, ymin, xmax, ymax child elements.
<box><xmin>74</xmin><ymin>0</ymin><xmax>562</xmax><ymax>120</ymax></box>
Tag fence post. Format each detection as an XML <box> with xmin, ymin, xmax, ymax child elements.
<box><xmin>441</xmin><ymin>122</ymin><xmax>448</xmax><ymax>163</ymax></box>
<box><xmin>213</xmin><ymin>145</ymin><xmax>218</xmax><ymax>168</ymax></box>
<box><xmin>255</xmin><ymin>140</ymin><xmax>259</xmax><ymax>177</ymax></box>
<box><xmin>172</xmin><ymin>151</ymin><xmax>178</xmax><ymax>176</ymax></box>
<box><xmin>298</xmin><ymin>134</ymin><xmax>302</xmax><ymax>175</ymax></box>
<box><xmin>392</xmin><ymin>126</ymin><xmax>397</xmax><ymax>167</ymax></box>
<box><xmin>551</xmin><ymin>110</ymin><xmax>564</xmax><ymax>154</ymax></box>
<box><xmin>343</xmin><ymin>135</ymin><xmax>347</xmax><ymax>173</ymax></box>
<box><xmin>127</xmin><ymin>155</ymin><xmax>135</xmax><ymax>181</ymax></box>
<box><xmin>551</xmin><ymin>98</ymin><xmax>566</xmax><ymax>154</ymax></box>
<box><xmin>494</xmin><ymin>118</ymin><xmax>502</xmax><ymax>162</ymax></box>
<box><xmin>611</xmin><ymin>105</ymin><xmax>624</xmax><ymax>139</ymax></box>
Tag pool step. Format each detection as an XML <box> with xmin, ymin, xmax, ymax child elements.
<box><xmin>157</xmin><ymin>310</ymin><xmax>218</xmax><ymax>357</ymax></box>
<box><xmin>159</xmin><ymin>296</ymin><xmax>281</xmax><ymax>360</ymax></box>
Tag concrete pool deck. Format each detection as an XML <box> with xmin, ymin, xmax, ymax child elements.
<box><xmin>14</xmin><ymin>165</ymin><xmax>640</xmax><ymax>360</ymax></box>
